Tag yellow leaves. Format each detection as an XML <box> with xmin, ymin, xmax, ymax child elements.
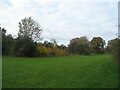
<box><xmin>36</xmin><ymin>45</ymin><xmax>66</xmax><ymax>56</ymax></box>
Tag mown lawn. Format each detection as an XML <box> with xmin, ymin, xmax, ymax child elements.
<box><xmin>2</xmin><ymin>54</ymin><xmax>118</xmax><ymax>88</ymax></box>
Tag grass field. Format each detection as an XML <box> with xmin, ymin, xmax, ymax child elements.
<box><xmin>2</xmin><ymin>54</ymin><xmax>118</xmax><ymax>88</ymax></box>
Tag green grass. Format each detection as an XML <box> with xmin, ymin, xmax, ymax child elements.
<box><xmin>2</xmin><ymin>54</ymin><xmax>118</xmax><ymax>88</ymax></box>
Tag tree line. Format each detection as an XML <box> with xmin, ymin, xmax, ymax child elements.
<box><xmin>0</xmin><ymin>17</ymin><xmax>119</xmax><ymax>61</ymax></box>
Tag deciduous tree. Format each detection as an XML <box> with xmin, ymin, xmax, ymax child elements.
<box><xmin>90</xmin><ymin>37</ymin><xmax>105</xmax><ymax>54</ymax></box>
<box><xmin>68</xmin><ymin>36</ymin><xmax>90</xmax><ymax>55</ymax></box>
<box><xmin>18</xmin><ymin>17</ymin><xmax>42</xmax><ymax>41</ymax></box>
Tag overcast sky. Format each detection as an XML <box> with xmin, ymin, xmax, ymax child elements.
<box><xmin>0</xmin><ymin>0</ymin><xmax>119</xmax><ymax>45</ymax></box>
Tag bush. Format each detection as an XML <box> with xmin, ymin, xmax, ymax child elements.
<box><xmin>36</xmin><ymin>44</ymin><xmax>66</xmax><ymax>57</ymax></box>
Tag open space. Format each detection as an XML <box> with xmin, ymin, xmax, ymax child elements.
<box><xmin>1</xmin><ymin>1</ymin><xmax>119</xmax><ymax>89</ymax></box>
<box><xmin>2</xmin><ymin>54</ymin><xmax>118</xmax><ymax>88</ymax></box>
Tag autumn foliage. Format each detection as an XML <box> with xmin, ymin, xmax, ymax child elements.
<box><xmin>36</xmin><ymin>43</ymin><xmax>66</xmax><ymax>57</ymax></box>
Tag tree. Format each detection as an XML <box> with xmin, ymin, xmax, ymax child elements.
<box><xmin>51</xmin><ymin>38</ymin><xmax>57</xmax><ymax>47</ymax></box>
<box><xmin>2</xmin><ymin>28</ymin><xmax>6</xmax><ymax>36</ymax></box>
<box><xmin>18</xmin><ymin>17</ymin><xmax>42</xmax><ymax>41</ymax></box>
<box><xmin>14</xmin><ymin>36</ymin><xmax>36</xmax><ymax>57</ymax></box>
<box><xmin>68</xmin><ymin>37</ymin><xmax>79</xmax><ymax>54</ymax></box>
<box><xmin>14</xmin><ymin>17</ymin><xmax>42</xmax><ymax>57</ymax></box>
<box><xmin>36</xmin><ymin>43</ymin><xmax>66</xmax><ymax>57</ymax></box>
<box><xmin>68</xmin><ymin>36</ymin><xmax>90</xmax><ymax>55</ymax></box>
<box><xmin>106</xmin><ymin>38</ymin><xmax>119</xmax><ymax>62</ymax></box>
<box><xmin>106</xmin><ymin>38</ymin><xmax>118</xmax><ymax>53</ymax></box>
<box><xmin>1</xmin><ymin>27</ymin><xmax>14</xmax><ymax>55</ymax></box>
<box><xmin>1</xmin><ymin>27</ymin><xmax>7</xmax><ymax>55</ymax></box>
<box><xmin>43</xmin><ymin>40</ymin><xmax>53</xmax><ymax>48</ymax></box>
<box><xmin>59</xmin><ymin>44</ymin><xmax>67</xmax><ymax>51</ymax></box>
<box><xmin>90</xmin><ymin>37</ymin><xmax>105</xmax><ymax>54</ymax></box>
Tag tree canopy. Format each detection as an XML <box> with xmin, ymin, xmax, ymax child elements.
<box><xmin>68</xmin><ymin>36</ymin><xmax>90</xmax><ymax>55</ymax></box>
<box><xmin>1</xmin><ymin>17</ymin><xmax>118</xmax><ymax>61</ymax></box>
<box><xmin>18</xmin><ymin>17</ymin><xmax>42</xmax><ymax>41</ymax></box>
<box><xmin>90</xmin><ymin>37</ymin><xmax>105</xmax><ymax>54</ymax></box>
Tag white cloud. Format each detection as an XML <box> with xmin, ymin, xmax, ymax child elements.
<box><xmin>0</xmin><ymin>0</ymin><xmax>119</xmax><ymax>45</ymax></box>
